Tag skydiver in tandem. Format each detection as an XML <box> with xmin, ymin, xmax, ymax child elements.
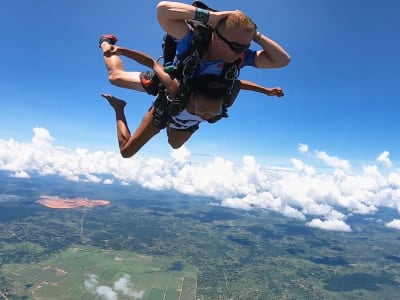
<box><xmin>98</xmin><ymin>1</ymin><xmax>289</xmax><ymax>158</ymax></box>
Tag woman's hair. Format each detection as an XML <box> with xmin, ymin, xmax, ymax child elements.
<box><xmin>188</xmin><ymin>74</ymin><xmax>229</xmax><ymax>101</ymax></box>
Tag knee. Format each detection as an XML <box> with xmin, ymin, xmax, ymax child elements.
<box><xmin>108</xmin><ymin>71</ymin><xmax>122</xmax><ymax>86</ymax></box>
<box><xmin>168</xmin><ymin>139</ymin><xmax>184</xmax><ymax>149</ymax></box>
<box><xmin>120</xmin><ymin>149</ymin><xmax>135</xmax><ymax>158</ymax></box>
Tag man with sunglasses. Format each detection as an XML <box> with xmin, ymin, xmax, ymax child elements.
<box><xmin>157</xmin><ymin>1</ymin><xmax>291</xmax><ymax>76</ymax></box>
<box><xmin>98</xmin><ymin>44</ymin><xmax>284</xmax><ymax>158</ymax></box>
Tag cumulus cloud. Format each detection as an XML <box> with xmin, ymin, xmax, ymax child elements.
<box><xmin>114</xmin><ymin>275</ymin><xmax>145</xmax><ymax>299</ymax></box>
<box><xmin>84</xmin><ymin>273</ymin><xmax>99</xmax><ymax>292</ymax></box>
<box><xmin>84</xmin><ymin>273</ymin><xmax>143</xmax><ymax>300</ymax></box>
<box><xmin>377</xmin><ymin>151</ymin><xmax>392</xmax><ymax>168</ymax></box>
<box><xmin>1</xmin><ymin>127</ymin><xmax>400</xmax><ymax>232</ymax></box>
<box><xmin>298</xmin><ymin>143</ymin><xmax>309</xmax><ymax>153</ymax></box>
<box><xmin>315</xmin><ymin>151</ymin><xmax>351</xmax><ymax>171</ymax></box>
<box><xmin>171</xmin><ymin>145</ymin><xmax>191</xmax><ymax>164</ymax></box>
<box><xmin>290</xmin><ymin>158</ymin><xmax>315</xmax><ymax>176</ymax></box>
<box><xmin>32</xmin><ymin>127</ymin><xmax>54</xmax><ymax>147</ymax></box>
<box><xmin>306</xmin><ymin>218</ymin><xmax>352</xmax><ymax>232</ymax></box>
<box><xmin>385</xmin><ymin>219</ymin><xmax>400</xmax><ymax>230</ymax></box>
<box><xmin>11</xmin><ymin>171</ymin><xmax>30</xmax><ymax>178</ymax></box>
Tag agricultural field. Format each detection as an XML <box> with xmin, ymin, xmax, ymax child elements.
<box><xmin>2</xmin><ymin>246</ymin><xmax>197</xmax><ymax>299</ymax></box>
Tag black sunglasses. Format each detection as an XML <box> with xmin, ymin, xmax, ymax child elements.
<box><xmin>214</xmin><ymin>28</ymin><xmax>249</xmax><ymax>54</ymax></box>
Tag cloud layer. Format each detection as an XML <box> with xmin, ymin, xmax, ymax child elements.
<box><xmin>1</xmin><ymin>127</ymin><xmax>400</xmax><ymax>232</ymax></box>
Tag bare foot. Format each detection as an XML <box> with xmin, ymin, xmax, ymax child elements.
<box><xmin>101</xmin><ymin>94</ymin><xmax>126</xmax><ymax>110</ymax></box>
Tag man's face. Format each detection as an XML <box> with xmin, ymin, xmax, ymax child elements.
<box><xmin>213</xmin><ymin>25</ymin><xmax>252</xmax><ymax>63</ymax></box>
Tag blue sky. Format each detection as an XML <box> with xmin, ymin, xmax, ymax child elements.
<box><xmin>1</xmin><ymin>0</ymin><xmax>400</xmax><ymax>232</ymax></box>
<box><xmin>1</xmin><ymin>0</ymin><xmax>399</xmax><ymax>165</ymax></box>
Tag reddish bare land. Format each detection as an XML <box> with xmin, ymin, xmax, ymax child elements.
<box><xmin>37</xmin><ymin>195</ymin><xmax>110</xmax><ymax>209</ymax></box>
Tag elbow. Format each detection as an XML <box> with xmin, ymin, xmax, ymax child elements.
<box><xmin>108</xmin><ymin>73</ymin><xmax>123</xmax><ymax>87</ymax></box>
<box><xmin>157</xmin><ymin>1</ymin><xmax>169</xmax><ymax>10</ymax></box>
<box><xmin>282</xmin><ymin>55</ymin><xmax>291</xmax><ymax>67</ymax></box>
<box><xmin>168</xmin><ymin>140</ymin><xmax>184</xmax><ymax>149</ymax></box>
<box><xmin>108</xmin><ymin>75</ymin><xmax>119</xmax><ymax>86</ymax></box>
<box><xmin>157</xmin><ymin>1</ymin><xmax>170</xmax><ymax>23</ymax></box>
<box><xmin>258</xmin><ymin>52</ymin><xmax>292</xmax><ymax>68</ymax></box>
<box><xmin>275</xmin><ymin>54</ymin><xmax>291</xmax><ymax>68</ymax></box>
<box><xmin>120</xmin><ymin>150</ymin><xmax>133</xmax><ymax>159</ymax></box>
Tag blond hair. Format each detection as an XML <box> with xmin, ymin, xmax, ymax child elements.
<box><xmin>220</xmin><ymin>10</ymin><xmax>256</xmax><ymax>33</ymax></box>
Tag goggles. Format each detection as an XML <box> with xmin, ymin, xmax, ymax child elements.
<box><xmin>214</xmin><ymin>28</ymin><xmax>250</xmax><ymax>54</ymax></box>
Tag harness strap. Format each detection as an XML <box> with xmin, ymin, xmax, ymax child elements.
<box><xmin>152</xmin><ymin>91</ymin><xmax>170</xmax><ymax>129</ymax></box>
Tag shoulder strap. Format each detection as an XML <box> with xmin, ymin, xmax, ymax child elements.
<box><xmin>220</xmin><ymin>58</ymin><xmax>241</xmax><ymax>106</ymax></box>
<box><xmin>161</xmin><ymin>0</ymin><xmax>215</xmax><ymax>67</ymax></box>
<box><xmin>192</xmin><ymin>1</ymin><xmax>217</xmax><ymax>11</ymax></box>
<box><xmin>162</xmin><ymin>34</ymin><xmax>177</xmax><ymax>67</ymax></box>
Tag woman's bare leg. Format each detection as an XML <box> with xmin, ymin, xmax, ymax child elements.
<box><xmin>100</xmin><ymin>43</ymin><xmax>145</xmax><ymax>91</ymax></box>
<box><xmin>102</xmin><ymin>94</ymin><xmax>160</xmax><ymax>157</ymax></box>
<box><xmin>167</xmin><ymin>128</ymin><xmax>194</xmax><ymax>149</ymax></box>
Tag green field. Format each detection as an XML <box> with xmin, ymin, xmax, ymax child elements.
<box><xmin>2</xmin><ymin>246</ymin><xmax>197</xmax><ymax>299</ymax></box>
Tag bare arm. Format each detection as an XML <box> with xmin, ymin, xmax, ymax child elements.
<box><xmin>115</xmin><ymin>46</ymin><xmax>283</xmax><ymax>98</ymax></box>
<box><xmin>239</xmin><ymin>79</ymin><xmax>284</xmax><ymax>97</ymax></box>
<box><xmin>156</xmin><ymin>1</ymin><xmax>232</xmax><ymax>39</ymax></box>
<box><xmin>252</xmin><ymin>32</ymin><xmax>291</xmax><ymax>69</ymax></box>
<box><xmin>116</xmin><ymin>46</ymin><xmax>179</xmax><ymax>97</ymax></box>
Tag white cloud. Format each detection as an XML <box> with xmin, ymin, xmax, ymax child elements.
<box><xmin>171</xmin><ymin>145</ymin><xmax>191</xmax><ymax>163</ymax></box>
<box><xmin>94</xmin><ymin>286</ymin><xmax>118</xmax><ymax>300</ymax></box>
<box><xmin>114</xmin><ymin>274</ymin><xmax>144</xmax><ymax>299</ymax></box>
<box><xmin>11</xmin><ymin>171</ymin><xmax>30</xmax><ymax>178</ymax></box>
<box><xmin>84</xmin><ymin>273</ymin><xmax>144</xmax><ymax>300</ymax></box>
<box><xmin>290</xmin><ymin>158</ymin><xmax>315</xmax><ymax>176</ymax></box>
<box><xmin>84</xmin><ymin>273</ymin><xmax>99</xmax><ymax>292</ymax></box>
<box><xmin>385</xmin><ymin>219</ymin><xmax>400</xmax><ymax>230</ymax></box>
<box><xmin>298</xmin><ymin>143</ymin><xmax>309</xmax><ymax>153</ymax></box>
<box><xmin>377</xmin><ymin>151</ymin><xmax>392</xmax><ymax>168</ymax></box>
<box><xmin>282</xmin><ymin>205</ymin><xmax>306</xmax><ymax>220</ymax></box>
<box><xmin>1</xmin><ymin>128</ymin><xmax>400</xmax><ymax>232</ymax></box>
<box><xmin>315</xmin><ymin>150</ymin><xmax>351</xmax><ymax>171</ymax></box>
<box><xmin>306</xmin><ymin>218</ymin><xmax>352</xmax><ymax>232</ymax></box>
<box><xmin>32</xmin><ymin>127</ymin><xmax>54</xmax><ymax>147</ymax></box>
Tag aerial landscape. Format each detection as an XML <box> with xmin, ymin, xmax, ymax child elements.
<box><xmin>1</xmin><ymin>171</ymin><xmax>400</xmax><ymax>299</ymax></box>
<box><xmin>2</xmin><ymin>0</ymin><xmax>400</xmax><ymax>299</ymax></box>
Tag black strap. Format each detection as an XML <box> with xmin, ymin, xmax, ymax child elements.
<box><xmin>192</xmin><ymin>1</ymin><xmax>217</xmax><ymax>12</ymax></box>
